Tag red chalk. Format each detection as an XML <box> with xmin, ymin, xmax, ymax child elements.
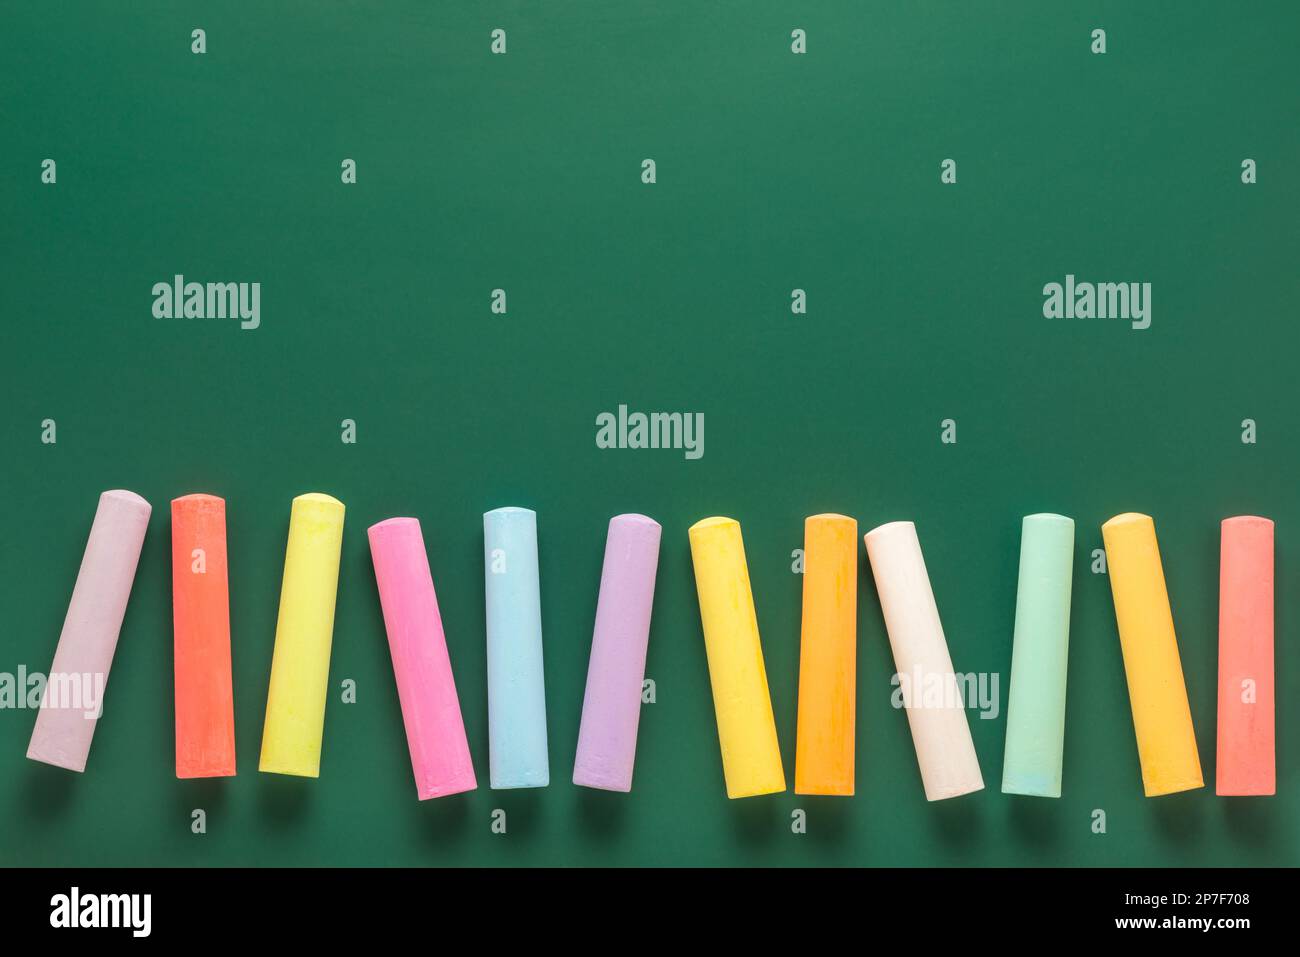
<box><xmin>172</xmin><ymin>494</ymin><xmax>236</xmax><ymax>778</ymax></box>
<box><xmin>1216</xmin><ymin>516</ymin><xmax>1274</xmax><ymax>796</ymax></box>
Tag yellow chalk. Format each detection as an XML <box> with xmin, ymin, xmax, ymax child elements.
<box><xmin>259</xmin><ymin>493</ymin><xmax>346</xmax><ymax>778</ymax></box>
<box><xmin>1102</xmin><ymin>513</ymin><xmax>1203</xmax><ymax>797</ymax></box>
<box><xmin>794</xmin><ymin>514</ymin><xmax>857</xmax><ymax>796</ymax></box>
<box><xmin>688</xmin><ymin>517</ymin><xmax>786</xmax><ymax>798</ymax></box>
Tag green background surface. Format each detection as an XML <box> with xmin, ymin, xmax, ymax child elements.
<box><xmin>2</xmin><ymin>2</ymin><xmax>1298</xmax><ymax>867</ymax></box>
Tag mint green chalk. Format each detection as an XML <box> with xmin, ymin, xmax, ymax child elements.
<box><xmin>1001</xmin><ymin>513</ymin><xmax>1074</xmax><ymax>798</ymax></box>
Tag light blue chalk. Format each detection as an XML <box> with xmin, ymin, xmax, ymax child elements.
<box><xmin>484</xmin><ymin>507</ymin><xmax>550</xmax><ymax>789</ymax></box>
<box><xmin>1001</xmin><ymin>513</ymin><xmax>1074</xmax><ymax>798</ymax></box>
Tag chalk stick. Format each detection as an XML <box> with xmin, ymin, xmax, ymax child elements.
<box><xmin>27</xmin><ymin>489</ymin><xmax>152</xmax><ymax>773</ymax></box>
<box><xmin>484</xmin><ymin>507</ymin><xmax>549</xmax><ymax>789</ymax></box>
<box><xmin>1102</xmin><ymin>513</ymin><xmax>1203</xmax><ymax>797</ymax></box>
<box><xmin>368</xmin><ymin>517</ymin><xmax>477</xmax><ymax>800</ymax></box>
<box><xmin>171</xmin><ymin>493</ymin><xmax>236</xmax><ymax>779</ymax></box>
<box><xmin>864</xmin><ymin>521</ymin><xmax>983</xmax><ymax>801</ymax></box>
<box><xmin>259</xmin><ymin>493</ymin><xmax>344</xmax><ymax>778</ymax></box>
<box><xmin>688</xmin><ymin>517</ymin><xmax>786</xmax><ymax>798</ymax></box>
<box><xmin>1001</xmin><ymin>513</ymin><xmax>1074</xmax><ymax>798</ymax></box>
<box><xmin>794</xmin><ymin>513</ymin><xmax>858</xmax><ymax>796</ymax></box>
<box><xmin>1216</xmin><ymin>516</ymin><xmax>1274</xmax><ymax>796</ymax></box>
<box><xmin>573</xmin><ymin>514</ymin><xmax>662</xmax><ymax>792</ymax></box>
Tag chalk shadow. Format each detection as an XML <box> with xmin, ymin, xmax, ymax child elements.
<box><xmin>22</xmin><ymin>763</ymin><xmax>77</xmax><ymax>820</ymax></box>
<box><xmin>730</xmin><ymin>794</ymin><xmax>779</xmax><ymax>845</ymax></box>
<box><xmin>1221</xmin><ymin>795</ymin><xmax>1277</xmax><ymax>847</ymax></box>
<box><xmin>1006</xmin><ymin>793</ymin><xmax>1062</xmax><ymax>849</ymax></box>
<box><xmin>798</xmin><ymin>794</ymin><xmax>853</xmax><ymax>846</ymax></box>
<box><xmin>415</xmin><ymin>790</ymin><xmax>471</xmax><ymax>846</ymax></box>
<box><xmin>576</xmin><ymin>786</ymin><xmax>628</xmax><ymax>838</ymax></box>
<box><xmin>257</xmin><ymin>773</ymin><xmax>311</xmax><ymax>824</ymax></box>
<box><xmin>926</xmin><ymin>793</ymin><xmax>981</xmax><ymax>848</ymax></box>
<box><xmin>1150</xmin><ymin>790</ymin><xmax>1205</xmax><ymax>842</ymax></box>
<box><xmin>485</xmin><ymin>788</ymin><xmax>546</xmax><ymax>840</ymax></box>
<box><xmin>173</xmin><ymin>776</ymin><xmax>229</xmax><ymax>825</ymax></box>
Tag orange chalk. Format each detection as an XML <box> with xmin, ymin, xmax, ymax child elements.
<box><xmin>794</xmin><ymin>514</ymin><xmax>858</xmax><ymax>795</ymax></box>
<box><xmin>171</xmin><ymin>494</ymin><xmax>236</xmax><ymax>778</ymax></box>
<box><xmin>1216</xmin><ymin>516</ymin><xmax>1274</xmax><ymax>796</ymax></box>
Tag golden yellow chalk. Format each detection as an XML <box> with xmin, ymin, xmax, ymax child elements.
<box><xmin>259</xmin><ymin>493</ymin><xmax>346</xmax><ymax>778</ymax></box>
<box><xmin>794</xmin><ymin>514</ymin><xmax>857</xmax><ymax>796</ymax></box>
<box><xmin>1102</xmin><ymin>513</ymin><xmax>1203</xmax><ymax>797</ymax></box>
<box><xmin>688</xmin><ymin>517</ymin><xmax>786</xmax><ymax>798</ymax></box>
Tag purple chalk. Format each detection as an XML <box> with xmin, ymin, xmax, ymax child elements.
<box><xmin>573</xmin><ymin>513</ymin><xmax>662</xmax><ymax>792</ymax></box>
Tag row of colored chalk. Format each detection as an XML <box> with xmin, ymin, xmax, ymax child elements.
<box><xmin>25</xmin><ymin>491</ymin><xmax>659</xmax><ymax>796</ymax></box>
<box><xmin>25</xmin><ymin>491</ymin><xmax>1273</xmax><ymax>803</ymax></box>
<box><xmin>692</xmin><ymin>511</ymin><xmax>1271</xmax><ymax>801</ymax></box>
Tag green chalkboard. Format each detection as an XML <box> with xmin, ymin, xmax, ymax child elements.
<box><xmin>2</xmin><ymin>2</ymin><xmax>1298</xmax><ymax>867</ymax></box>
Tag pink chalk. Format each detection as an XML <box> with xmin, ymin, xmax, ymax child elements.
<box><xmin>573</xmin><ymin>513</ymin><xmax>662</xmax><ymax>792</ymax></box>
<box><xmin>28</xmin><ymin>489</ymin><xmax>152</xmax><ymax>772</ymax></box>
<box><xmin>368</xmin><ymin>517</ymin><xmax>477</xmax><ymax>799</ymax></box>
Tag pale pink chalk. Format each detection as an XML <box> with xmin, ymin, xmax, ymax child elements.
<box><xmin>368</xmin><ymin>517</ymin><xmax>477</xmax><ymax>800</ymax></box>
<box><xmin>573</xmin><ymin>513</ymin><xmax>662</xmax><ymax>792</ymax></box>
<box><xmin>28</xmin><ymin>489</ymin><xmax>152</xmax><ymax>772</ymax></box>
